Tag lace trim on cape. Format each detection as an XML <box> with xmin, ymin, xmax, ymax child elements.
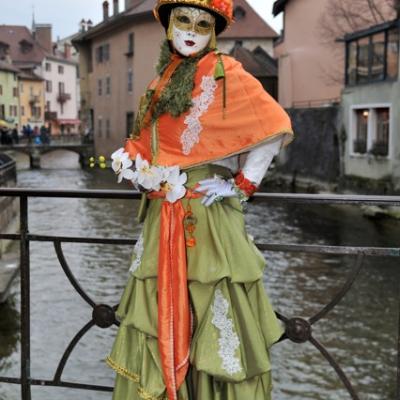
<box><xmin>180</xmin><ymin>75</ymin><xmax>217</xmax><ymax>155</ymax></box>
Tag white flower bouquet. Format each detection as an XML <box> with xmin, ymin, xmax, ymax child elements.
<box><xmin>111</xmin><ymin>148</ymin><xmax>188</xmax><ymax>203</ymax></box>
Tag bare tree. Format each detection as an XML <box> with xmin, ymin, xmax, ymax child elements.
<box><xmin>317</xmin><ymin>0</ymin><xmax>397</xmax><ymax>85</ymax></box>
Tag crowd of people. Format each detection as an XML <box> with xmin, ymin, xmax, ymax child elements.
<box><xmin>0</xmin><ymin>124</ymin><xmax>51</xmax><ymax>145</ymax></box>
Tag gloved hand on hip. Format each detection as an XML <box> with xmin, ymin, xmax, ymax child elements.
<box><xmin>196</xmin><ymin>175</ymin><xmax>238</xmax><ymax>207</ymax></box>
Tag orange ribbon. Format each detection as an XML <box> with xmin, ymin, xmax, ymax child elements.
<box><xmin>147</xmin><ymin>189</ymin><xmax>202</xmax><ymax>400</ymax></box>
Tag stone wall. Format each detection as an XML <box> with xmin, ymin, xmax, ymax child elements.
<box><xmin>276</xmin><ymin>106</ymin><xmax>341</xmax><ymax>183</ymax></box>
<box><xmin>0</xmin><ymin>154</ymin><xmax>18</xmax><ymax>258</ymax></box>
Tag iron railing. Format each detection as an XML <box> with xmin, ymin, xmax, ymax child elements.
<box><xmin>0</xmin><ymin>188</ymin><xmax>399</xmax><ymax>400</ymax></box>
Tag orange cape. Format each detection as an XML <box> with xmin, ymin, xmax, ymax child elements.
<box><xmin>125</xmin><ymin>51</ymin><xmax>293</xmax><ymax>168</ymax></box>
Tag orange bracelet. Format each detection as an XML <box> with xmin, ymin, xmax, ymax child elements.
<box><xmin>234</xmin><ymin>171</ymin><xmax>258</xmax><ymax>198</ymax></box>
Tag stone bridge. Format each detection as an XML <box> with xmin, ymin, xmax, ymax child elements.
<box><xmin>0</xmin><ymin>142</ymin><xmax>95</xmax><ymax>169</ymax></box>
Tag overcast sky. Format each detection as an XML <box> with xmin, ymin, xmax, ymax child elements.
<box><xmin>1</xmin><ymin>0</ymin><xmax>283</xmax><ymax>40</ymax></box>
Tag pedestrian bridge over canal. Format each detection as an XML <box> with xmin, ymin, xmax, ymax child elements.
<box><xmin>0</xmin><ymin>141</ymin><xmax>95</xmax><ymax>169</ymax></box>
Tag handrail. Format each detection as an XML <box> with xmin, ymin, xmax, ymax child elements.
<box><xmin>0</xmin><ymin>189</ymin><xmax>398</xmax><ymax>400</ymax></box>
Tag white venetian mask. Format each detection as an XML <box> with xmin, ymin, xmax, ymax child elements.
<box><xmin>169</xmin><ymin>6</ymin><xmax>216</xmax><ymax>57</ymax></box>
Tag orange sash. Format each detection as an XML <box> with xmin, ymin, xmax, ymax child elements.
<box><xmin>148</xmin><ymin>189</ymin><xmax>202</xmax><ymax>400</ymax></box>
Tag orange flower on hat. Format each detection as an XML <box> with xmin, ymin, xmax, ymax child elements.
<box><xmin>210</xmin><ymin>0</ymin><xmax>233</xmax><ymax>19</ymax></box>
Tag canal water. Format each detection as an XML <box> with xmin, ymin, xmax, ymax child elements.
<box><xmin>0</xmin><ymin>151</ymin><xmax>399</xmax><ymax>400</ymax></box>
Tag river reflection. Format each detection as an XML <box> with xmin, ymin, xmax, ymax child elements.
<box><xmin>0</xmin><ymin>157</ymin><xmax>399</xmax><ymax>400</ymax></box>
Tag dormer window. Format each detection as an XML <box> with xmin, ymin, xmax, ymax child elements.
<box><xmin>233</xmin><ymin>6</ymin><xmax>246</xmax><ymax>21</ymax></box>
<box><xmin>19</xmin><ymin>39</ymin><xmax>33</xmax><ymax>54</ymax></box>
<box><xmin>0</xmin><ymin>41</ymin><xmax>10</xmax><ymax>60</ymax></box>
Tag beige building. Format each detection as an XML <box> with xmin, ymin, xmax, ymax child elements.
<box><xmin>272</xmin><ymin>0</ymin><xmax>396</xmax><ymax>108</ymax></box>
<box><xmin>19</xmin><ymin>71</ymin><xmax>45</xmax><ymax>128</ymax></box>
<box><xmin>73</xmin><ymin>0</ymin><xmax>164</xmax><ymax>156</ymax></box>
<box><xmin>73</xmin><ymin>0</ymin><xmax>279</xmax><ymax>157</ymax></box>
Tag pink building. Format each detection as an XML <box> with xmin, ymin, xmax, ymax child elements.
<box><xmin>272</xmin><ymin>0</ymin><xmax>396</xmax><ymax>108</ymax></box>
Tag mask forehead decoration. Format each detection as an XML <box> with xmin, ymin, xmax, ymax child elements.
<box><xmin>168</xmin><ymin>6</ymin><xmax>216</xmax><ymax>57</ymax></box>
<box><xmin>172</xmin><ymin>6</ymin><xmax>215</xmax><ymax>35</ymax></box>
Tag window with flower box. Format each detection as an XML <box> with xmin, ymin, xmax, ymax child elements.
<box><xmin>351</xmin><ymin>106</ymin><xmax>391</xmax><ymax>157</ymax></box>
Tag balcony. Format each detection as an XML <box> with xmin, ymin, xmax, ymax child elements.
<box><xmin>29</xmin><ymin>95</ymin><xmax>40</xmax><ymax>105</ymax></box>
<box><xmin>57</xmin><ymin>92</ymin><xmax>71</xmax><ymax>104</ymax></box>
<box><xmin>45</xmin><ymin>111</ymin><xmax>57</xmax><ymax>121</ymax></box>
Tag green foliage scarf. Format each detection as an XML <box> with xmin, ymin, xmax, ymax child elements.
<box><xmin>132</xmin><ymin>41</ymin><xmax>211</xmax><ymax>137</ymax></box>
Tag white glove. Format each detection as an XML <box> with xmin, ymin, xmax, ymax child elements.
<box><xmin>196</xmin><ymin>175</ymin><xmax>237</xmax><ymax>207</ymax></box>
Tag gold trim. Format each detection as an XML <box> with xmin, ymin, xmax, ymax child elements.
<box><xmin>151</xmin><ymin>120</ymin><xmax>160</xmax><ymax>164</ymax></box>
<box><xmin>106</xmin><ymin>355</ymin><xmax>140</xmax><ymax>382</ymax></box>
<box><xmin>106</xmin><ymin>356</ymin><xmax>168</xmax><ymax>400</ymax></box>
<box><xmin>181</xmin><ymin>129</ymin><xmax>295</xmax><ymax>171</ymax></box>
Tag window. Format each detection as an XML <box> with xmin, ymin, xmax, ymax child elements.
<box><xmin>46</xmin><ymin>80</ymin><xmax>52</xmax><ymax>93</ymax></box>
<box><xmin>354</xmin><ymin>109</ymin><xmax>368</xmax><ymax>154</ymax></box>
<box><xmin>58</xmin><ymin>65</ymin><xmax>64</xmax><ymax>74</ymax></box>
<box><xmin>13</xmin><ymin>87</ymin><xmax>18</xmax><ymax>97</ymax></box>
<box><xmin>0</xmin><ymin>85</ymin><xmax>2</xmax><ymax>95</ymax></box>
<box><xmin>20</xmin><ymin>82</ymin><xmax>24</xmax><ymax>93</ymax></box>
<box><xmin>59</xmin><ymin>82</ymin><xmax>65</xmax><ymax>94</ymax></box>
<box><xmin>46</xmin><ymin>62</ymin><xmax>51</xmax><ymax>71</ymax></box>
<box><xmin>128</xmin><ymin>69</ymin><xmax>133</xmax><ymax>93</ymax></box>
<box><xmin>233</xmin><ymin>6</ymin><xmax>246</xmax><ymax>20</ymax></box>
<box><xmin>352</xmin><ymin>106</ymin><xmax>390</xmax><ymax>157</ymax></box>
<box><xmin>98</xmin><ymin>78</ymin><xmax>102</xmax><ymax>96</ymax></box>
<box><xmin>104</xmin><ymin>43</ymin><xmax>110</xmax><ymax>61</ymax></box>
<box><xmin>356</xmin><ymin>36</ymin><xmax>370</xmax><ymax>84</ymax></box>
<box><xmin>387</xmin><ymin>28</ymin><xmax>399</xmax><ymax>80</ymax></box>
<box><xmin>46</xmin><ymin>101</ymin><xmax>51</xmax><ymax>111</ymax></box>
<box><xmin>98</xmin><ymin>118</ymin><xmax>103</xmax><ymax>137</ymax></box>
<box><xmin>96</xmin><ymin>43</ymin><xmax>110</xmax><ymax>63</ymax></box>
<box><xmin>126</xmin><ymin>112</ymin><xmax>134</xmax><ymax>137</ymax></box>
<box><xmin>9</xmin><ymin>105</ymin><xmax>17</xmax><ymax>117</ymax></box>
<box><xmin>346</xmin><ymin>26</ymin><xmax>399</xmax><ymax>85</ymax></box>
<box><xmin>128</xmin><ymin>33</ymin><xmax>134</xmax><ymax>55</ymax></box>
<box><xmin>21</xmin><ymin>106</ymin><xmax>25</xmax><ymax>116</ymax></box>
<box><xmin>372</xmin><ymin>108</ymin><xmax>390</xmax><ymax>156</ymax></box>
<box><xmin>106</xmin><ymin>76</ymin><xmax>111</xmax><ymax>95</ymax></box>
<box><xmin>106</xmin><ymin>119</ymin><xmax>111</xmax><ymax>138</ymax></box>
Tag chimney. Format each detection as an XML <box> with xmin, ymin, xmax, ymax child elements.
<box><xmin>34</xmin><ymin>24</ymin><xmax>53</xmax><ymax>54</ymax></box>
<box><xmin>113</xmin><ymin>0</ymin><xmax>119</xmax><ymax>15</ymax></box>
<box><xmin>80</xmin><ymin>19</ymin><xmax>86</xmax><ymax>32</ymax></box>
<box><xmin>64</xmin><ymin>43</ymin><xmax>72</xmax><ymax>59</ymax></box>
<box><xmin>87</xmin><ymin>20</ymin><xmax>93</xmax><ymax>29</ymax></box>
<box><xmin>103</xmin><ymin>1</ymin><xmax>109</xmax><ymax>21</ymax></box>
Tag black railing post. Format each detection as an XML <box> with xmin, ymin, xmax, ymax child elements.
<box><xmin>397</xmin><ymin>279</ymin><xmax>400</xmax><ymax>400</ymax></box>
<box><xmin>20</xmin><ymin>196</ymin><xmax>31</xmax><ymax>400</ymax></box>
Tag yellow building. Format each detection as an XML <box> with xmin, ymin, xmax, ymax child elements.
<box><xmin>18</xmin><ymin>71</ymin><xmax>45</xmax><ymax>129</ymax></box>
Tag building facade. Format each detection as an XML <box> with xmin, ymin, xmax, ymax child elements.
<box><xmin>0</xmin><ymin>24</ymin><xmax>80</xmax><ymax>135</ymax></box>
<box><xmin>272</xmin><ymin>0</ymin><xmax>396</xmax><ymax>108</ymax></box>
<box><xmin>18</xmin><ymin>71</ymin><xmax>45</xmax><ymax>129</ymax></box>
<box><xmin>341</xmin><ymin>19</ymin><xmax>400</xmax><ymax>191</ymax></box>
<box><xmin>0</xmin><ymin>61</ymin><xmax>20</xmax><ymax>126</ymax></box>
<box><xmin>73</xmin><ymin>0</ymin><xmax>171</xmax><ymax>156</ymax></box>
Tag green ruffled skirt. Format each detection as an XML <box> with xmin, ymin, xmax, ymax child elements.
<box><xmin>107</xmin><ymin>164</ymin><xmax>284</xmax><ymax>400</ymax></box>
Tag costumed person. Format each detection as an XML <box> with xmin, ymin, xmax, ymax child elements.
<box><xmin>106</xmin><ymin>0</ymin><xmax>294</xmax><ymax>399</ymax></box>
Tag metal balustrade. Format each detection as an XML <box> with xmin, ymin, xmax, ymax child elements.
<box><xmin>0</xmin><ymin>188</ymin><xmax>399</xmax><ymax>400</ymax></box>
